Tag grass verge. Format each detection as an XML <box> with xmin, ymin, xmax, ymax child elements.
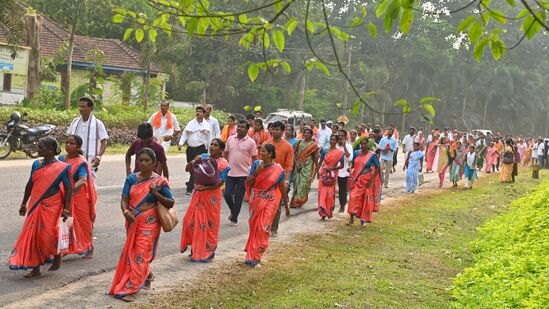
<box><xmin>145</xmin><ymin>171</ymin><xmax>543</xmax><ymax>308</ymax></box>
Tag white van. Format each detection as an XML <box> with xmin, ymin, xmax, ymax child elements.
<box><xmin>264</xmin><ymin>109</ymin><xmax>313</xmax><ymax>126</ymax></box>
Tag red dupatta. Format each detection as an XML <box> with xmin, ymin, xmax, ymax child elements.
<box><xmin>109</xmin><ymin>175</ymin><xmax>168</xmax><ymax>298</ymax></box>
<box><xmin>9</xmin><ymin>161</ymin><xmax>71</xmax><ymax>270</ymax></box>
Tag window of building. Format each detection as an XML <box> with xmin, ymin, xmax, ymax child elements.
<box><xmin>3</xmin><ymin>73</ymin><xmax>12</xmax><ymax>92</ymax></box>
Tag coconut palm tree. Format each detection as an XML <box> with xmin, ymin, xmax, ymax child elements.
<box><xmin>0</xmin><ymin>0</ymin><xmax>24</xmax><ymax>48</ymax></box>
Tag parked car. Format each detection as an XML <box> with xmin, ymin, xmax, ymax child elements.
<box><xmin>264</xmin><ymin>109</ymin><xmax>313</xmax><ymax>126</ymax></box>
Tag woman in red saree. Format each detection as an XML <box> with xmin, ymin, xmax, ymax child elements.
<box><xmin>9</xmin><ymin>137</ymin><xmax>72</xmax><ymax>278</ymax></box>
<box><xmin>181</xmin><ymin>138</ymin><xmax>230</xmax><ymax>262</ymax></box>
<box><xmin>244</xmin><ymin>144</ymin><xmax>289</xmax><ymax>266</ymax></box>
<box><xmin>347</xmin><ymin>138</ymin><xmax>380</xmax><ymax>225</ymax></box>
<box><xmin>425</xmin><ymin>135</ymin><xmax>439</xmax><ymax>172</ymax></box>
<box><xmin>60</xmin><ymin>135</ymin><xmax>97</xmax><ymax>258</ymax></box>
<box><xmin>316</xmin><ymin>135</ymin><xmax>344</xmax><ymax>220</ymax></box>
<box><xmin>248</xmin><ymin>118</ymin><xmax>271</xmax><ymax>157</ymax></box>
<box><xmin>109</xmin><ymin>148</ymin><xmax>175</xmax><ymax>302</ymax></box>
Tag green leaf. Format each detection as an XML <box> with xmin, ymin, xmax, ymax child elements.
<box><xmin>274</xmin><ymin>1</ymin><xmax>283</xmax><ymax>12</ymax></box>
<box><xmin>315</xmin><ymin>62</ymin><xmax>331</xmax><ymax>76</ymax></box>
<box><xmin>239</xmin><ymin>32</ymin><xmax>254</xmax><ymax>48</ymax></box>
<box><xmin>113</xmin><ymin>8</ymin><xmax>126</xmax><ymax>15</ymax></box>
<box><xmin>261</xmin><ymin>31</ymin><xmax>270</xmax><ymax>48</ymax></box>
<box><xmin>285</xmin><ymin>18</ymin><xmax>298</xmax><ymax>35</ymax></box>
<box><xmin>522</xmin><ymin>15</ymin><xmax>543</xmax><ymax>40</ymax></box>
<box><xmin>419</xmin><ymin>97</ymin><xmax>441</xmax><ymax>103</ymax></box>
<box><xmin>421</xmin><ymin>113</ymin><xmax>433</xmax><ymax>124</ymax></box>
<box><xmin>272</xmin><ymin>30</ymin><xmax>285</xmax><ymax>52</ymax></box>
<box><xmin>400</xmin><ymin>9</ymin><xmax>414</xmax><ymax>33</ymax></box>
<box><xmin>376</xmin><ymin>0</ymin><xmax>390</xmax><ymax>18</ymax></box>
<box><xmin>488</xmin><ymin>9</ymin><xmax>507</xmax><ymax>24</ymax></box>
<box><xmin>457</xmin><ymin>16</ymin><xmax>476</xmax><ymax>32</ymax></box>
<box><xmin>281</xmin><ymin>61</ymin><xmax>291</xmax><ymax>74</ymax></box>
<box><xmin>473</xmin><ymin>38</ymin><xmax>490</xmax><ymax>62</ymax></box>
<box><xmin>352</xmin><ymin>100</ymin><xmax>361</xmax><ymax>114</ymax></box>
<box><xmin>368</xmin><ymin>22</ymin><xmax>378</xmax><ymax>38</ymax></box>
<box><xmin>403</xmin><ymin>105</ymin><xmax>411</xmax><ymax>113</ymax></box>
<box><xmin>490</xmin><ymin>39</ymin><xmax>505</xmax><ymax>60</ymax></box>
<box><xmin>361</xmin><ymin>4</ymin><xmax>367</xmax><ymax>17</ymax></box>
<box><xmin>351</xmin><ymin>17</ymin><xmax>363</xmax><ymax>27</ymax></box>
<box><xmin>135</xmin><ymin>28</ymin><xmax>144</xmax><ymax>42</ymax></box>
<box><xmin>148</xmin><ymin>28</ymin><xmax>158</xmax><ymax>43</ymax></box>
<box><xmin>422</xmin><ymin>104</ymin><xmax>436</xmax><ymax>116</ymax></box>
<box><xmin>123</xmin><ymin>28</ymin><xmax>133</xmax><ymax>41</ymax></box>
<box><xmin>504</xmin><ymin>0</ymin><xmax>515</xmax><ymax>6</ymax></box>
<box><xmin>395</xmin><ymin>99</ymin><xmax>408</xmax><ymax>106</ymax></box>
<box><xmin>516</xmin><ymin>8</ymin><xmax>529</xmax><ymax>18</ymax></box>
<box><xmin>113</xmin><ymin>14</ymin><xmax>124</xmax><ymax>23</ymax></box>
<box><xmin>468</xmin><ymin>21</ymin><xmax>483</xmax><ymax>43</ymax></box>
<box><xmin>383</xmin><ymin>0</ymin><xmax>401</xmax><ymax>32</ymax></box>
<box><xmin>335</xmin><ymin>103</ymin><xmax>343</xmax><ymax>109</ymax></box>
<box><xmin>253</xmin><ymin>106</ymin><xmax>262</xmax><ymax>111</ymax></box>
<box><xmin>238</xmin><ymin>14</ymin><xmax>249</xmax><ymax>24</ymax></box>
<box><xmin>248</xmin><ymin>63</ymin><xmax>259</xmax><ymax>82</ymax></box>
<box><xmin>243</xmin><ymin>105</ymin><xmax>252</xmax><ymax>111</ymax></box>
<box><xmin>306</xmin><ymin>21</ymin><xmax>316</xmax><ymax>34</ymax></box>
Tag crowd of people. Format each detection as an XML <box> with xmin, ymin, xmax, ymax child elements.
<box><xmin>7</xmin><ymin>97</ymin><xmax>544</xmax><ymax>302</ymax></box>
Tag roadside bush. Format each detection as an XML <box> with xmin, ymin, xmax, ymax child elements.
<box><xmin>0</xmin><ymin>105</ymin><xmax>228</xmax><ymax>144</ymax></box>
<box><xmin>451</xmin><ymin>181</ymin><xmax>549</xmax><ymax>308</ymax></box>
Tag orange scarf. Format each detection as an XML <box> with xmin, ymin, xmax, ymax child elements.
<box><xmin>152</xmin><ymin>111</ymin><xmax>173</xmax><ymax>129</ymax></box>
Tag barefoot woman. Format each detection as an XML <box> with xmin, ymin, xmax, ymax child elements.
<box><xmin>59</xmin><ymin>135</ymin><xmax>97</xmax><ymax>258</ymax></box>
<box><xmin>244</xmin><ymin>144</ymin><xmax>289</xmax><ymax>265</ymax></box>
<box><xmin>347</xmin><ymin>138</ymin><xmax>380</xmax><ymax>225</ymax></box>
<box><xmin>9</xmin><ymin>137</ymin><xmax>72</xmax><ymax>277</ymax></box>
<box><xmin>109</xmin><ymin>148</ymin><xmax>175</xmax><ymax>302</ymax></box>
<box><xmin>181</xmin><ymin>138</ymin><xmax>230</xmax><ymax>262</ymax></box>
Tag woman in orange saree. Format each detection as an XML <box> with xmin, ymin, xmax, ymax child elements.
<box><xmin>181</xmin><ymin>138</ymin><xmax>230</xmax><ymax>262</ymax></box>
<box><xmin>244</xmin><ymin>144</ymin><xmax>289</xmax><ymax>266</ymax></box>
<box><xmin>425</xmin><ymin>135</ymin><xmax>439</xmax><ymax>172</ymax></box>
<box><xmin>316</xmin><ymin>135</ymin><xmax>344</xmax><ymax>220</ymax></box>
<box><xmin>290</xmin><ymin>128</ymin><xmax>320</xmax><ymax>208</ymax></box>
<box><xmin>60</xmin><ymin>135</ymin><xmax>97</xmax><ymax>258</ymax></box>
<box><xmin>9</xmin><ymin>137</ymin><xmax>72</xmax><ymax>278</ymax></box>
<box><xmin>347</xmin><ymin>138</ymin><xmax>380</xmax><ymax>225</ymax></box>
<box><xmin>109</xmin><ymin>148</ymin><xmax>174</xmax><ymax>302</ymax></box>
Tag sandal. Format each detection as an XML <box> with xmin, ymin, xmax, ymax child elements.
<box><xmin>144</xmin><ymin>272</ymin><xmax>156</xmax><ymax>290</ymax></box>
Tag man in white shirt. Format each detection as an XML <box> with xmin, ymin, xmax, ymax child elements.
<box><xmin>318</xmin><ymin>119</ymin><xmax>332</xmax><ymax>149</ymax></box>
<box><xmin>336</xmin><ymin>129</ymin><xmax>353</xmax><ymax>213</ymax></box>
<box><xmin>401</xmin><ymin>127</ymin><xmax>417</xmax><ymax>157</ymax></box>
<box><xmin>536</xmin><ymin>138</ymin><xmax>545</xmax><ymax>168</ymax></box>
<box><xmin>205</xmin><ymin>104</ymin><xmax>221</xmax><ymax>139</ymax></box>
<box><xmin>178</xmin><ymin>106</ymin><xmax>213</xmax><ymax>194</ymax></box>
<box><xmin>148</xmin><ymin>101</ymin><xmax>181</xmax><ymax>152</ymax></box>
<box><xmin>67</xmin><ymin>97</ymin><xmax>108</xmax><ymax>173</ymax></box>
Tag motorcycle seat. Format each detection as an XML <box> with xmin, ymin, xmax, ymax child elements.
<box><xmin>28</xmin><ymin>125</ymin><xmax>54</xmax><ymax>136</ymax></box>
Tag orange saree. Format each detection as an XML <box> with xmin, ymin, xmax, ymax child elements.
<box><xmin>180</xmin><ymin>158</ymin><xmax>229</xmax><ymax>262</ymax></box>
<box><xmin>244</xmin><ymin>162</ymin><xmax>284</xmax><ymax>265</ymax></box>
<box><xmin>318</xmin><ymin>148</ymin><xmax>344</xmax><ymax>218</ymax></box>
<box><xmin>347</xmin><ymin>151</ymin><xmax>380</xmax><ymax>224</ymax></box>
<box><xmin>9</xmin><ymin>161</ymin><xmax>71</xmax><ymax>270</ymax></box>
<box><xmin>63</xmin><ymin>156</ymin><xmax>97</xmax><ymax>256</ymax></box>
<box><xmin>109</xmin><ymin>176</ymin><xmax>170</xmax><ymax>299</ymax></box>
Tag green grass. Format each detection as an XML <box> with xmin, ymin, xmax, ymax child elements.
<box><xmin>451</xmin><ymin>180</ymin><xmax>549</xmax><ymax>308</ymax></box>
<box><xmin>143</xmin><ymin>171</ymin><xmax>546</xmax><ymax>308</ymax></box>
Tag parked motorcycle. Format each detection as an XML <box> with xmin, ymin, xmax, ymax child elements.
<box><xmin>0</xmin><ymin>112</ymin><xmax>56</xmax><ymax>159</ymax></box>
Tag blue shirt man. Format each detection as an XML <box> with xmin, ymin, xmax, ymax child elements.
<box><xmin>379</xmin><ymin>128</ymin><xmax>398</xmax><ymax>188</ymax></box>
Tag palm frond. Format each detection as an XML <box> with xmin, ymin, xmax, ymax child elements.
<box><xmin>0</xmin><ymin>0</ymin><xmax>25</xmax><ymax>48</ymax></box>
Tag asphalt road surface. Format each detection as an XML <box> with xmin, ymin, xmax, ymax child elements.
<box><xmin>0</xmin><ymin>153</ymin><xmax>412</xmax><ymax>307</ymax></box>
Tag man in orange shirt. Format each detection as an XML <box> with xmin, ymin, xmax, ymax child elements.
<box><xmin>265</xmin><ymin>121</ymin><xmax>294</xmax><ymax>237</ymax></box>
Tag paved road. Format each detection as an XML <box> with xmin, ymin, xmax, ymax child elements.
<box><xmin>0</xmin><ymin>154</ymin><xmax>329</xmax><ymax>307</ymax></box>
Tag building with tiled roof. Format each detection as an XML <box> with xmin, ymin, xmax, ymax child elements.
<box><xmin>0</xmin><ymin>12</ymin><xmax>165</xmax><ymax>105</ymax></box>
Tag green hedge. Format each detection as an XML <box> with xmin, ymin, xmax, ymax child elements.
<box><xmin>0</xmin><ymin>105</ymin><xmax>228</xmax><ymax>129</ymax></box>
<box><xmin>451</xmin><ymin>181</ymin><xmax>549</xmax><ymax>308</ymax></box>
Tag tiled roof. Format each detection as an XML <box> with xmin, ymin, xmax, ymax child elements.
<box><xmin>0</xmin><ymin>14</ymin><xmax>162</xmax><ymax>74</ymax></box>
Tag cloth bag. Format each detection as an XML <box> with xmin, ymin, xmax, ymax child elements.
<box><xmin>157</xmin><ymin>204</ymin><xmax>179</xmax><ymax>232</ymax></box>
<box><xmin>418</xmin><ymin>172</ymin><xmax>425</xmax><ymax>186</ymax></box>
<box><xmin>192</xmin><ymin>158</ymin><xmax>220</xmax><ymax>186</ymax></box>
<box><xmin>57</xmin><ymin>217</ymin><xmax>74</xmax><ymax>253</ymax></box>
